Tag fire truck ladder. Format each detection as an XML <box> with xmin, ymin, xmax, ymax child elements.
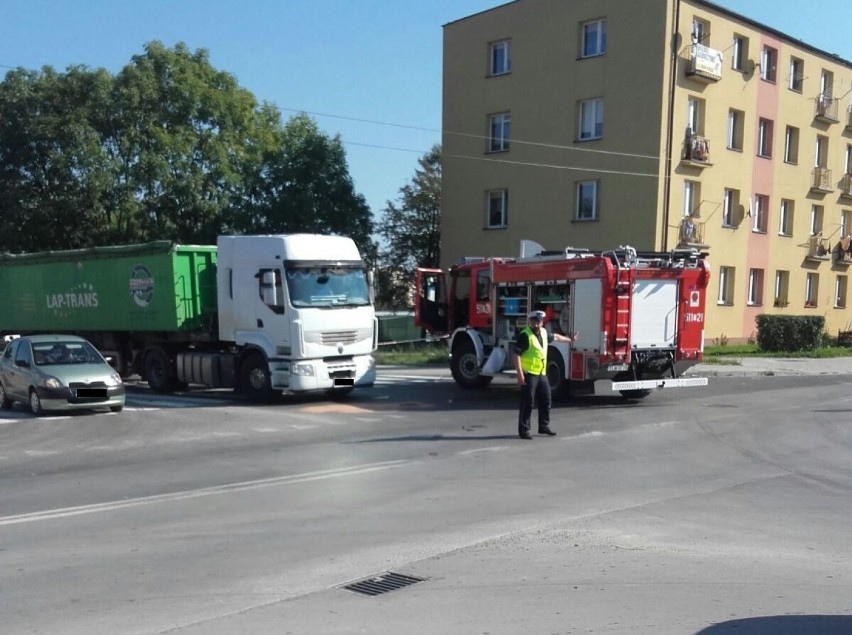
<box><xmin>607</xmin><ymin>247</ymin><xmax>636</xmax><ymax>358</ymax></box>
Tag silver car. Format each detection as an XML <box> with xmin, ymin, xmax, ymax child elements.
<box><xmin>0</xmin><ymin>335</ymin><xmax>126</xmax><ymax>416</ymax></box>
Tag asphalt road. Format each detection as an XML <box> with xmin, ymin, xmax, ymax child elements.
<box><xmin>2</xmin><ymin>369</ymin><xmax>852</xmax><ymax>634</ymax></box>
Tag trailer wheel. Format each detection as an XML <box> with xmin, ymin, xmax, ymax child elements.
<box><xmin>0</xmin><ymin>382</ymin><xmax>12</xmax><ymax>409</ymax></box>
<box><xmin>241</xmin><ymin>353</ymin><xmax>275</xmax><ymax>402</ymax></box>
<box><xmin>451</xmin><ymin>342</ymin><xmax>491</xmax><ymax>388</ymax></box>
<box><xmin>144</xmin><ymin>348</ymin><xmax>174</xmax><ymax>393</ymax></box>
<box><xmin>546</xmin><ymin>349</ymin><xmax>569</xmax><ymax>399</ymax></box>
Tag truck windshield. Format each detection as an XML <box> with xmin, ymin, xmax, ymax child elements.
<box><xmin>285</xmin><ymin>267</ymin><xmax>370</xmax><ymax>308</ymax></box>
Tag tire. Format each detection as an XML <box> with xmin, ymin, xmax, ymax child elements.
<box><xmin>0</xmin><ymin>382</ymin><xmax>13</xmax><ymax>409</ymax></box>
<box><xmin>240</xmin><ymin>353</ymin><xmax>275</xmax><ymax>402</ymax></box>
<box><xmin>144</xmin><ymin>347</ymin><xmax>175</xmax><ymax>393</ymax></box>
<box><xmin>451</xmin><ymin>341</ymin><xmax>492</xmax><ymax>388</ymax></box>
<box><xmin>29</xmin><ymin>389</ymin><xmax>45</xmax><ymax>416</ymax></box>
<box><xmin>110</xmin><ymin>405</ymin><xmax>124</xmax><ymax>413</ymax></box>
<box><xmin>546</xmin><ymin>348</ymin><xmax>569</xmax><ymax>399</ymax></box>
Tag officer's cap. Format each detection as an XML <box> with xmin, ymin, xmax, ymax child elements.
<box><xmin>528</xmin><ymin>310</ymin><xmax>546</xmax><ymax>321</ymax></box>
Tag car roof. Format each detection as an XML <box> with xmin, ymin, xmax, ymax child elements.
<box><xmin>21</xmin><ymin>334</ymin><xmax>88</xmax><ymax>344</ymax></box>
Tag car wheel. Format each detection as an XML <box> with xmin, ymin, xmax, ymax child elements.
<box><xmin>29</xmin><ymin>389</ymin><xmax>45</xmax><ymax>416</ymax></box>
<box><xmin>0</xmin><ymin>382</ymin><xmax>12</xmax><ymax>409</ymax></box>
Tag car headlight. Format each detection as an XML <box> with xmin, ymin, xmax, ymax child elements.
<box><xmin>104</xmin><ymin>372</ymin><xmax>123</xmax><ymax>387</ymax></box>
<box><xmin>290</xmin><ymin>362</ymin><xmax>315</xmax><ymax>377</ymax></box>
<box><xmin>41</xmin><ymin>376</ymin><xmax>63</xmax><ymax>389</ymax></box>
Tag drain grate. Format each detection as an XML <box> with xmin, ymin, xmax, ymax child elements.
<box><xmin>342</xmin><ymin>572</ymin><xmax>426</xmax><ymax>596</ymax></box>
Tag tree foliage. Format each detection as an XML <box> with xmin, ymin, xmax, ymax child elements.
<box><xmin>0</xmin><ymin>42</ymin><xmax>373</xmax><ymax>256</ymax></box>
<box><xmin>376</xmin><ymin>144</ymin><xmax>441</xmax><ymax>308</ymax></box>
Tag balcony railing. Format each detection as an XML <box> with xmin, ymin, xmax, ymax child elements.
<box><xmin>833</xmin><ymin>238</ymin><xmax>852</xmax><ymax>265</ymax></box>
<box><xmin>681</xmin><ymin>132</ymin><xmax>712</xmax><ymax>165</ymax></box>
<box><xmin>811</xmin><ymin>167</ymin><xmax>833</xmax><ymax>192</ymax></box>
<box><xmin>677</xmin><ymin>217</ymin><xmax>708</xmax><ymax>247</ymax></box>
<box><xmin>814</xmin><ymin>93</ymin><xmax>839</xmax><ymax>123</ymax></box>
<box><xmin>840</xmin><ymin>174</ymin><xmax>852</xmax><ymax>198</ymax></box>
<box><xmin>806</xmin><ymin>235</ymin><xmax>831</xmax><ymax>261</ymax></box>
<box><xmin>685</xmin><ymin>44</ymin><xmax>723</xmax><ymax>82</ymax></box>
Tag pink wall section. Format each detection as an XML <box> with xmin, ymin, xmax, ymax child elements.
<box><xmin>744</xmin><ymin>34</ymin><xmax>782</xmax><ymax>339</ymax></box>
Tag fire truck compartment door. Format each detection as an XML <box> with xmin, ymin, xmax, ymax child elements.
<box><xmin>572</xmin><ymin>279</ymin><xmax>601</xmax><ymax>353</ymax></box>
<box><xmin>631</xmin><ymin>279</ymin><xmax>678</xmax><ymax>348</ymax></box>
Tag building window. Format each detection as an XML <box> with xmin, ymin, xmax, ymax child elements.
<box><xmin>488</xmin><ymin>112</ymin><xmax>510</xmax><ymax>152</ymax></box>
<box><xmin>489</xmin><ymin>40</ymin><xmax>511</xmax><ymax>76</ymax></box>
<box><xmin>580</xmin><ymin>19</ymin><xmax>607</xmax><ymax>58</ymax></box>
<box><xmin>683</xmin><ymin>180</ymin><xmax>700</xmax><ymax>217</ymax></box>
<box><xmin>846</xmin><ymin>144</ymin><xmax>852</xmax><ymax>175</ymax></box>
<box><xmin>722</xmin><ymin>188</ymin><xmax>739</xmax><ymax>227</ymax></box>
<box><xmin>820</xmin><ymin>70</ymin><xmax>835</xmax><ymax>96</ymax></box>
<box><xmin>575</xmin><ymin>181</ymin><xmax>600</xmax><ymax>221</ymax></box>
<box><xmin>691</xmin><ymin>17</ymin><xmax>709</xmax><ymax>45</ymax></box>
<box><xmin>836</xmin><ymin>276</ymin><xmax>848</xmax><ymax>308</ymax></box>
<box><xmin>760</xmin><ymin>46</ymin><xmax>777</xmax><ymax>82</ymax></box>
<box><xmin>774</xmin><ymin>271</ymin><xmax>789</xmax><ymax>307</ymax></box>
<box><xmin>784</xmin><ymin>126</ymin><xmax>799</xmax><ymax>164</ymax></box>
<box><xmin>779</xmin><ymin>199</ymin><xmax>794</xmax><ymax>236</ymax></box>
<box><xmin>486</xmin><ymin>190</ymin><xmax>508</xmax><ymax>228</ymax></box>
<box><xmin>748</xmin><ymin>269</ymin><xmax>764</xmax><ymax>306</ymax></box>
<box><xmin>842</xmin><ymin>210</ymin><xmax>851</xmax><ymax>237</ymax></box>
<box><xmin>810</xmin><ymin>205</ymin><xmax>824</xmax><ymax>236</ymax></box>
<box><xmin>815</xmin><ymin>135</ymin><xmax>828</xmax><ymax>167</ymax></box>
<box><xmin>578</xmin><ymin>98</ymin><xmax>604</xmax><ymax>140</ymax></box>
<box><xmin>805</xmin><ymin>273</ymin><xmax>819</xmax><ymax>307</ymax></box>
<box><xmin>757</xmin><ymin>118</ymin><xmax>773</xmax><ymax>158</ymax></box>
<box><xmin>687</xmin><ymin>97</ymin><xmax>704</xmax><ymax>135</ymax></box>
<box><xmin>718</xmin><ymin>266</ymin><xmax>735</xmax><ymax>305</ymax></box>
<box><xmin>752</xmin><ymin>194</ymin><xmax>768</xmax><ymax>233</ymax></box>
<box><xmin>789</xmin><ymin>57</ymin><xmax>804</xmax><ymax>92</ymax></box>
<box><xmin>732</xmin><ymin>35</ymin><xmax>748</xmax><ymax>71</ymax></box>
<box><xmin>727</xmin><ymin>109</ymin><xmax>744</xmax><ymax>151</ymax></box>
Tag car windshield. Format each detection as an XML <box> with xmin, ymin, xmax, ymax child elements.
<box><xmin>285</xmin><ymin>266</ymin><xmax>370</xmax><ymax>308</ymax></box>
<box><xmin>33</xmin><ymin>341</ymin><xmax>104</xmax><ymax>366</ymax></box>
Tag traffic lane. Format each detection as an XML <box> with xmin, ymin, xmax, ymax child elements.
<box><xmin>4</xmin><ymin>375</ymin><xmax>852</xmax><ymax>634</ymax></box>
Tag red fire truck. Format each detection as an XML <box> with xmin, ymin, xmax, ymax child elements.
<box><xmin>415</xmin><ymin>240</ymin><xmax>710</xmax><ymax>399</ymax></box>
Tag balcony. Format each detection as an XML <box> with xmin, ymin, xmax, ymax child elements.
<box><xmin>685</xmin><ymin>44</ymin><xmax>723</xmax><ymax>83</ymax></box>
<box><xmin>680</xmin><ymin>132</ymin><xmax>712</xmax><ymax>167</ymax></box>
<box><xmin>811</xmin><ymin>167</ymin><xmax>833</xmax><ymax>193</ymax></box>
<box><xmin>833</xmin><ymin>237</ymin><xmax>852</xmax><ymax>265</ymax></box>
<box><xmin>806</xmin><ymin>235</ymin><xmax>831</xmax><ymax>261</ymax></box>
<box><xmin>677</xmin><ymin>217</ymin><xmax>709</xmax><ymax>248</ymax></box>
<box><xmin>840</xmin><ymin>174</ymin><xmax>852</xmax><ymax>199</ymax></box>
<box><xmin>814</xmin><ymin>93</ymin><xmax>839</xmax><ymax>123</ymax></box>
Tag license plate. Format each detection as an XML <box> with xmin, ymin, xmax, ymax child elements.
<box><xmin>605</xmin><ymin>364</ymin><xmax>629</xmax><ymax>372</ymax></box>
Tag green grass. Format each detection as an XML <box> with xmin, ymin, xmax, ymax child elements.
<box><xmin>704</xmin><ymin>343</ymin><xmax>852</xmax><ymax>359</ymax></box>
<box><xmin>373</xmin><ymin>341</ymin><xmax>448</xmax><ymax>365</ymax></box>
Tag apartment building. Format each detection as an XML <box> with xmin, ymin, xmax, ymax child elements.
<box><xmin>442</xmin><ymin>0</ymin><xmax>852</xmax><ymax>342</ymax></box>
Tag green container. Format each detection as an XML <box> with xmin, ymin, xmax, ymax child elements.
<box><xmin>0</xmin><ymin>242</ymin><xmax>218</xmax><ymax>333</ymax></box>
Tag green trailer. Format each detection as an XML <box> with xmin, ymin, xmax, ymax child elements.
<box><xmin>0</xmin><ymin>242</ymin><xmax>218</xmax><ymax>334</ymax></box>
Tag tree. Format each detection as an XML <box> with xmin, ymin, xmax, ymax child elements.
<box><xmin>376</xmin><ymin>144</ymin><xmax>441</xmax><ymax>309</ymax></box>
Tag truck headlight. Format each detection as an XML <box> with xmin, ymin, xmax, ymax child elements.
<box><xmin>290</xmin><ymin>362</ymin><xmax>315</xmax><ymax>377</ymax></box>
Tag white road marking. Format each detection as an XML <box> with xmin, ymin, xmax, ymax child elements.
<box><xmin>460</xmin><ymin>446</ymin><xmax>509</xmax><ymax>455</ymax></box>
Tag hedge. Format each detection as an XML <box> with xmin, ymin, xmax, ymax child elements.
<box><xmin>755</xmin><ymin>314</ymin><xmax>825</xmax><ymax>352</ymax></box>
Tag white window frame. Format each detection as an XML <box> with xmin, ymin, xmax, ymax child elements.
<box><xmin>581</xmin><ymin>19</ymin><xmax>607</xmax><ymax>58</ymax></box>
<box><xmin>774</xmin><ymin>270</ymin><xmax>789</xmax><ymax>307</ymax></box>
<box><xmin>805</xmin><ymin>273</ymin><xmax>819</xmax><ymax>307</ymax></box>
<box><xmin>722</xmin><ymin>188</ymin><xmax>738</xmax><ymax>227</ymax></box>
<box><xmin>747</xmin><ymin>269</ymin><xmax>764</xmax><ymax>306</ymax></box>
<box><xmin>489</xmin><ymin>40</ymin><xmax>511</xmax><ymax>76</ymax></box>
<box><xmin>575</xmin><ymin>181</ymin><xmax>600</xmax><ymax>221</ymax></box>
<box><xmin>836</xmin><ymin>275</ymin><xmax>847</xmax><ymax>308</ymax></box>
<box><xmin>683</xmin><ymin>180</ymin><xmax>700</xmax><ymax>217</ymax></box>
<box><xmin>727</xmin><ymin>109</ymin><xmax>743</xmax><ymax>151</ymax></box>
<box><xmin>789</xmin><ymin>57</ymin><xmax>804</xmax><ymax>92</ymax></box>
<box><xmin>486</xmin><ymin>189</ymin><xmax>508</xmax><ymax>229</ymax></box>
<box><xmin>760</xmin><ymin>46</ymin><xmax>777</xmax><ymax>82</ymax></box>
<box><xmin>758</xmin><ymin>118</ymin><xmax>773</xmax><ymax>157</ymax></box>
<box><xmin>717</xmin><ymin>266</ymin><xmax>734</xmax><ymax>305</ymax></box>
<box><xmin>815</xmin><ymin>135</ymin><xmax>828</xmax><ymax>168</ymax></box>
<box><xmin>691</xmin><ymin>18</ymin><xmax>709</xmax><ymax>45</ymax></box>
<box><xmin>784</xmin><ymin>126</ymin><xmax>798</xmax><ymax>164</ymax></box>
<box><xmin>687</xmin><ymin>97</ymin><xmax>702</xmax><ymax>135</ymax></box>
<box><xmin>488</xmin><ymin>112</ymin><xmax>511</xmax><ymax>152</ymax></box>
<box><xmin>578</xmin><ymin>98</ymin><xmax>604</xmax><ymax>140</ymax></box>
<box><xmin>841</xmin><ymin>209</ymin><xmax>851</xmax><ymax>237</ymax></box>
<box><xmin>752</xmin><ymin>194</ymin><xmax>768</xmax><ymax>233</ymax></box>
<box><xmin>732</xmin><ymin>35</ymin><xmax>747</xmax><ymax>71</ymax></box>
<box><xmin>778</xmin><ymin>199</ymin><xmax>793</xmax><ymax>236</ymax></box>
<box><xmin>810</xmin><ymin>205</ymin><xmax>824</xmax><ymax>236</ymax></box>
<box><xmin>845</xmin><ymin>144</ymin><xmax>852</xmax><ymax>175</ymax></box>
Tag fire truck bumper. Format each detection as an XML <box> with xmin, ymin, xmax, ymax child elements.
<box><xmin>610</xmin><ymin>377</ymin><xmax>708</xmax><ymax>391</ymax></box>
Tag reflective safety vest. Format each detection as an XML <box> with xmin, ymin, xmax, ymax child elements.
<box><xmin>519</xmin><ymin>326</ymin><xmax>547</xmax><ymax>375</ymax></box>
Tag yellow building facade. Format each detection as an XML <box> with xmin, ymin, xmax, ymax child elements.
<box><xmin>442</xmin><ymin>0</ymin><xmax>852</xmax><ymax>342</ymax></box>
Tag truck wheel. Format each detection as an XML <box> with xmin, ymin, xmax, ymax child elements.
<box><xmin>451</xmin><ymin>342</ymin><xmax>492</xmax><ymax>388</ymax></box>
<box><xmin>29</xmin><ymin>389</ymin><xmax>45</xmax><ymax>416</ymax></box>
<box><xmin>0</xmin><ymin>382</ymin><xmax>13</xmax><ymax>409</ymax></box>
<box><xmin>144</xmin><ymin>348</ymin><xmax>175</xmax><ymax>393</ymax></box>
<box><xmin>241</xmin><ymin>353</ymin><xmax>275</xmax><ymax>402</ymax></box>
<box><xmin>546</xmin><ymin>349</ymin><xmax>569</xmax><ymax>399</ymax></box>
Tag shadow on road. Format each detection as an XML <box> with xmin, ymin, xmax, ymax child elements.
<box><xmin>695</xmin><ymin>615</ymin><xmax>852</xmax><ymax>634</ymax></box>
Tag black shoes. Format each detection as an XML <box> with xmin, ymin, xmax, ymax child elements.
<box><xmin>538</xmin><ymin>428</ymin><xmax>557</xmax><ymax>437</ymax></box>
<box><xmin>519</xmin><ymin>433</ymin><xmax>533</xmax><ymax>440</ymax></box>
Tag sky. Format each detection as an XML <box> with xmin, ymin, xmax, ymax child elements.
<box><xmin>0</xmin><ymin>0</ymin><xmax>849</xmax><ymax>228</ymax></box>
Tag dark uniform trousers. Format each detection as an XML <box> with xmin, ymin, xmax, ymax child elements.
<box><xmin>518</xmin><ymin>372</ymin><xmax>551</xmax><ymax>437</ymax></box>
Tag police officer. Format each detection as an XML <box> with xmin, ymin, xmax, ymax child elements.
<box><xmin>513</xmin><ymin>310</ymin><xmax>577</xmax><ymax>440</ymax></box>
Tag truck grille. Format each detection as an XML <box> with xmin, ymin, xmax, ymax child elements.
<box><xmin>321</xmin><ymin>330</ymin><xmax>359</xmax><ymax>345</ymax></box>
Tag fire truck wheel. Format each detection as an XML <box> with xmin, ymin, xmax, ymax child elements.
<box><xmin>451</xmin><ymin>342</ymin><xmax>492</xmax><ymax>388</ymax></box>
<box><xmin>546</xmin><ymin>349</ymin><xmax>569</xmax><ymax>399</ymax></box>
